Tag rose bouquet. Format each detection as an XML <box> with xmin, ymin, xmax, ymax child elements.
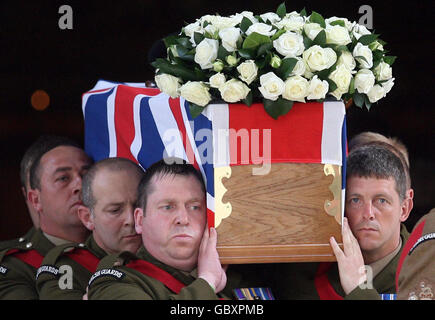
<box><xmin>151</xmin><ymin>3</ymin><xmax>396</xmax><ymax>119</ymax></box>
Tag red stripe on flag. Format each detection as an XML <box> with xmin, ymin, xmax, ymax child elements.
<box><xmin>168</xmin><ymin>98</ymin><xmax>198</xmax><ymax>169</ymax></box>
<box><xmin>228</xmin><ymin>102</ymin><xmax>324</xmax><ymax>165</ymax></box>
<box><xmin>207</xmin><ymin>208</ymin><xmax>215</xmax><ymax>229</ymax></box>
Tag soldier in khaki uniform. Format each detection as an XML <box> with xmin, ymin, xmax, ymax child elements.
<box><xmin>36</xmin><ymin>157</ymin><xmax>144</xmax><ymax>299</ymax></box>
<box><xmin>0</xmin><ymin>136</ymin><xmax>47</xmax><ymax>251</ymax></box>
<box><xmin>0</xmin><ymin>136</ymin><xmax>92</xmax><ymax>299</ymax></box>
<box><xmin>397</xmin><ymin>208</ymin><xmax>435</xmax><ymax>300</ymax></box>
<box><xmin>272</xmin><ymin>141</ymin><xmax>413</xmax><ymax>299</ymax></box>
<box><xmin>88</xmin><ymin>158</ymin><xmax>227</xmax><ymax>299</ymax></box>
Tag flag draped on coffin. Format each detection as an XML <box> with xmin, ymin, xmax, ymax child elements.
<box><xmin>82</xmin><ymin>80</ymin><xmax>347</xmax><ymax>228</ymax></box>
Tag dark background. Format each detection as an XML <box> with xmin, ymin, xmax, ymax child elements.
<box><xmin>0</xmin><ymin>0</ymin><xmax>433</xmax><ymax>240</ymax></box>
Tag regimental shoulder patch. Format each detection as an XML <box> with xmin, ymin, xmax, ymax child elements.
<box><xmin>409</xmin><ymin>232</ymin><xmax>435</xmax><ymax>255</ymax></box>
<box><xmin>0</xmin><ymin>265</ymin><xmax>8</xmax><ymax>275</ymax></box>
<box><xmin>36</xmin><ymin>265</ymin><xmax>60</xmax><ymax>279</ymax></box>
<box><xmin>88</xmin><ymin>268</ymin><xmax>125</xmax><ymax>286</ymax></box>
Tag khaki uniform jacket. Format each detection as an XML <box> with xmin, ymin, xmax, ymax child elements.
<box><xmin>0</xmin><ymin>229</ymin><xmax>55</xmax><ymax>299</ymax></box>
<box><xmin>271</xmin><ymin>224</ymin><xmax>409</xmax><ymax>299</ymax></box>
<box><xmin>88</xmin><ymin>246</ymin><xmax>223</xmax><ymax>300</ymax></box>
<box><xmin>0</xmin><ymin>227</ymin><xmax>36</xmax><ymax>251</ymax></box>
<box><xmin>36</xmin><ymin>235</ymin><xmax>107</xmax><ymax>300</ymax></box>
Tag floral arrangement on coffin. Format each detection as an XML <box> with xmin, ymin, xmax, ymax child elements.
<box><xmin>151</xmin><ymin>3</ymin><xmax>396</xmax><ymax>119</ymax></box>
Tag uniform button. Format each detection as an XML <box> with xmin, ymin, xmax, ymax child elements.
<box><xmin>78</xmin><ymin>243</ymin><xmax>85</xmax><ymax>247</ymax></box>
<box><xmin>26</xmin><ymin>242</ymin><xmax>32</xmax><ymax>248</ymax></box>
<box><xmin>113</xmin><ymin>260</ymin><xmax>122</xmax><ymax>267</ymax></box>
<box><xmin>18</xmin><ymin>237</ymin><xmax>25</xmax><ymax>243</ymax></box>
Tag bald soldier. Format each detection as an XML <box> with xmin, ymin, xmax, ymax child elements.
<box><xmin>36</xmin><ymin>157</ymin><xmax>143</xmax><ymax>299</ymax></box>
<box><xmin>0</xmin><ymin>135</ymin><xmax>92</xmax><ymax>299</ymax></box>
<box><xmin>88</xmin><ymin>158</ymin><xmax>227</xmax><ymax>300</ymax></box>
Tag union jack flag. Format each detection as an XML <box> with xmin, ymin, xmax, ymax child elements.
<box><xmin>82</xmin><ymin>80</ymin><xmax>347</xmax><ymax>227</ymax></box>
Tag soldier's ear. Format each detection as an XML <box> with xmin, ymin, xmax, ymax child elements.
<box><xmin>28</xmin><ymin>188</ymin><xmax>42</xmax><ymax>213</ymax></box>
<box><xmin>134</xmin><ymin>208</ymin><xmax>144</xmax><ymax>235</ymax></box>
<box><xmin>400</xmin><ymin>189</ymin><xmax>414</xmax><ymax>222</ymax></box>
<box><xmin>78</xmin><ymin>205</ymin><xmax>95</xmax><ymax>231</ymax></box>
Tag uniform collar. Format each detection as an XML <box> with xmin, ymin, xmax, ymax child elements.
<box><xmin>85</xmin><ymin>235</ymin><xmax>108</xmax><ymax>259</ymax></box>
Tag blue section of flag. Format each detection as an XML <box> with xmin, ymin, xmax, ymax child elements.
<box><xmin>84</xmin><ymin>88</ymin><xmax>114</xmax><ymax>162</ymax></box>
<box><xmin>136</xmin><ymin>97</ymin><xmax>168</xmax><ymax>169</ymax></box>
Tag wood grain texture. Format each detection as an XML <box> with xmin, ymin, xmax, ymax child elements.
<box><xmin>216</xmin><ymin>163</ymin><xmax>343</xmax><ymax>263</ymax></box>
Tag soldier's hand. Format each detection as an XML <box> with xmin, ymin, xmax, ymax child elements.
<box><xmin>330</xmin><ymin>217</ymin><xmax>367</xmax><ymax>295</ymax></box>
<box><xmin>198</xmin><ymin>227</ymin><xmax>227</xmax><ymax>293</ymax></box>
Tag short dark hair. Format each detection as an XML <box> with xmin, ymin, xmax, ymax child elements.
<box><xmin>137</xmin><ymin>158</ymin><xmax>205</xmax><ymax>212</ymax></box>
<box><xmin>20</xmin><ymin>137</ymin><xmax>52</xmax><ymax>191</ymax></box>
<box><xmin>346</xmin><ymin>144</ymin><xmax>407</xmax><ymax>200</ymax></box>
<box><xmin>82</xmin><ymin>157</ymin><xmax>145</xmax><ymax>211</ymax></box>
<box><xmin>29</xmin><ymin>135</ymin><xmax>83</xmax><ymax>190</ymax></box>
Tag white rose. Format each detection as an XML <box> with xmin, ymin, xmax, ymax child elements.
<box><xmin>303</xmin><ymin>23</ymin><xmax>323</xmax><ymax>40</ymax></box>
<box><xmin>367</xmin><ymin>84</ymin><xmax>386</xmax><ymax>103</ymax></box>
<box><xmin>328</xmin><ymin>64</ymin><xmax>352</xmax><ymax>100</ymax></box>
<box><xmin>155</xmin><ymin>73</ymin><xmax>181</xmax><ymax>98</ymax></box>
<box><xmin>246</xmin><ymin>23</ymin><xmax>276</xmax><ymax>37</ymax></box>
<box><xmin>283</xmin><ymin>75</ymin><xmax>309</xmax><ymax>102</ymax></box>
<box><xmin>337</xmin><ymin>51</ymin><xmax>356</xmax><ymax>71</ymax></box>
<box><xmin>381</xmin><ymin>77</ymin><xmax>395</xmax><ymax>95</ymax></box>
<box><xmin>274</xmin><ymin>11</ymin><xmax>305</xmax><ymax>32</ymax></box>
<box><xmin>369</xmin><ymin>40</ymin><xmax>384</xmax><ymax>51</ymax></box>
<box><xmin>231</xmin><ymin>11</ymin><xmax>258</xmax><ymax>25</ymax></box>
<box><xmin>273</xmin><ymin>31</ymin><xmax>305</xmax><ymax>58</ymax></box>
<box><xmin>354</xmin><ymin>69</ymin><xmax>375</xmax><ymax>94</ymax></box>
<box><xmin>353</xmin><ymin>42</ymin><xmax>373</xmax><ymax>69</ymax></box>
<box><xmin>302</xmin><ymin>45</ymin><xmax>337</xmax><ymax>72</ymax></box>
<box><xmin>258</xmin><ymin>72</ymin><xmax>285</xmax><ymax>101</ymax></box>
<box><xmin>260</xmin><ymin>12</ymin><xmax>281</xmax><ymax>24</ymax></box>
<box><xmin>373</xmin><ymin>61</ymin><xmax>393</xmax><ymax>81</ymax></box>
<box><xmin>219</xmin><ymin>27</ymin><xmax>241</xmax><ymax>52</ymax></box>
<box><xmin>183</xmin><ymin>20</ymin><xmax>202</xmax><ymax>37</ymax></box>
<box><xmin>201</xmin><ymin>15</ymin><xmax>238</xmax><ymax>30</ymax></box>
<box><xmin>194</xmin><ymin>38</ymin><xmax>219</xmax><ymax>70</ymax></box>
<box><xmin>307</xmin><ymin>75</ymin><xmax>329</xmax><ymax>100</ymax></box>
<box><xmin>209</xmin><ymin>73</ymin><xmax>226</xmax><ymax>89</ymax></box>
<box><xmin>179</xmin><ymin>81</ymin><xmax>211</xmax><ymax>107</ymax></box>
<box><xmin>291</xmin><ymin>57</ymin><xmax>306</xmax><ymax>76</ymax></box>
<box><xmin>352</xmin><ymin>23</ymin><xmax>371</xmax><ymax>40</ymax></box>
<box><xmin>325</xmin><ymin>25</ymin><xmax>351</xmax><ymax>45</ymax></box>
<box><xmin>218</xmin><ymin>79</ymin><xmax>251</xmax><ymax>103</ymax></box>
<box><xmin>325</xmin><ymin>17</ymin><xmax>353</xmax><ymax>31</ymax></box>
<box><xmin>237</xmin><ymin>60</ymin><xmax>258</xmax><ymax>85</ymax></box>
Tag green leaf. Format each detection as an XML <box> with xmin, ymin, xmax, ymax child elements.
<box><xmin>309</xmin><ymin>11</ymin><xmax>326</xmax><ymax>28</ymax></box>
<box><xmin>364</xmin><ymin>94</ymin><xmax>372</xmax><ymax>111</ymax></box>
<box><xmin>238</xmin><ymin>48</ymin><xmax>256</xmax><ymax>59</ymax></box>
<box><xmin>330</xmin><ymin>20</ymin><xmax>345</xmax><ymax>27</ymax></box>
<box><xmin>193</xmin><ymin>32</ymin><xmax>205</xmax><ymax>45</ymax></box>
<box><xmin>277</xmin><ymin>57</ymin><xmax>298</xmax><ymax>79</ymax></box>
<box><xmin>240</xmin><ymin>16</ymin><xmax>253</xmax><ymax>33</ymax></box>
<box><xmin>163</xmin><ymin>35</ymin><xmax>179</xmax><ymax>47</ymax></box>
<box><xmin>354</xmin><ymin>55</ymin><xmax>369</xmax><ymax>65</ymax></box>
<box><xmin>188</xmin><ymin>102</ymin><xmax>205</xmax><ymax>119</ymax></box>
<box><xmin>217</xmin><ymin>45</ymin><xmax>232</xmax><ymax>60</ymax></box>
<box><xmin>257</xmin><ymin>42</ymin><xmax>273</xmax><ymax>57</ymax></box>
<box><xmin>151</xmin><ymin>58</ymin><xmax>206</xmax><ymax>81</ymax></box>
<box><xmin>242</xmin><ymin>32</ymin><xmax>271</xmax><ymax>50</ymax></box>
<box><xmin>271</xmin><ymin>28</ymin><xmax>286</xmax><ymax>41</ymax></box>
<box><xmin>383</xmin><ymin>56</ymin><xmax>397</xmax><ymax>66</ymax></box>
<box><xmin>327</xmin><ymin>79</ymin><xmax>338</xmax><ymax>93</ymax></box>
<box><xmin>303</xmin><ymin>35</ymin><xmax>313</xmax><ymax>48</ymax></box>
<box><xmin>349</xmin><ymin>77</ymin><xmax>355</xmax><ymax>95</ymax></box>
<box><xmin>312</xmin><ymin>30</ymin><xmax>326</xmax><ymax>47</ymax></box>
<box><xmin>263</xmin><ymin>98</ymin><xmax>294</xmax><ymax>119</ymax></box>
<box><xmin>358</xmin><ymin>33</ymin><xmax>379</xmax><ymax>45</ymax></box>
<box><xmin>242</xmin><ymin>91</ymin><xmax>253</xmax><ymax>106</ymax></box>
<box><xmin>299</xmin><ymin>8</ymin><xmax>307</xmax><ymax>17</ymax></box>
<box><xmin>353</xmin><ymin>92</ymin><xmax>365</xmax><ymax>108</ymax></box>
<box><xmin>176</xmin><ymin>46</ymin><xmax>194</xmax><ymax>62</ymax></box>
<box><xmin>276</xmin><ymin>2</ymin><xmax>287</xmax><ymax>19</ymax></box>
